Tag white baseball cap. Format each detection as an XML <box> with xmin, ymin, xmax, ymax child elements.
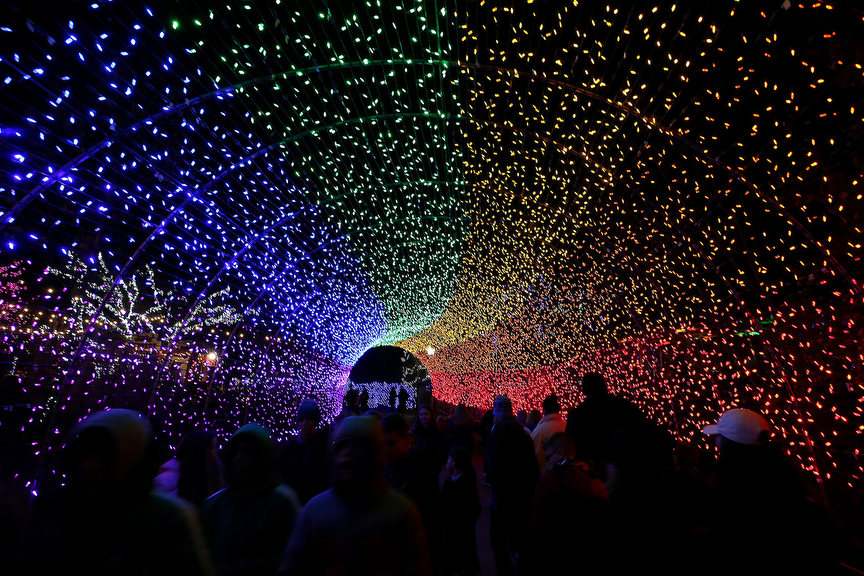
<box><xmin>703</xmin><ymin>408</ymin><xmax>770</xmax><ymax>445</ymax></box>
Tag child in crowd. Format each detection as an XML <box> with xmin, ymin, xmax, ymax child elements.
<box><xmin>440</xmin><ymin>447</ymin><xmax>481</xmax><ymax>576</ymax></box>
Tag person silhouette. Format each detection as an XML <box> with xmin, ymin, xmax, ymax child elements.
<box><xmin>702</xmin><ymin>408</ymin><xmax>839</xmax><ymax>576</ymax></box>
<box><xmin>274</xmin><ymin>400</ymin><xmax>330</xmax><ymax>504</ymax></box>
<box><xmin>359</xmin><ymin>388</ymin><xmax>370</xmax><ymax>413</ymax></box>
<box><xmin>23</xmin><ymin>409</ymin><xmax>214</xmax><ymax>576</ymax></box>
<box><xmin>565</xmin><ymin>372</ymin><xmax>646</xmax><ymax>478</ymax></box>
<box><xmin>397</xmin><ymin>386</ymin><xmax>409</xmax><ymax>415</ymax></box>
<box><xmin>389</xmin><ymin>386</ymin><xmax>397</xmax><ymax>411</ymax></box>
<box><xmin>277</xmin><ymin>416</ymin><xmax>432</xmax><ymax>576</ymax></box>
<box><xmin>484</xmin><ymin>395</ymin><xmax>539</xmax><ymax>576</ymax></box>
<box><xmin>201</xmin><ymin>423</ymin><xmax>301</xmax><ymax>576</ymax></box>
<box><xmin>343</xmin><ymin>386</ymin><xmax>360</xmax><ymax>416</ymax></box>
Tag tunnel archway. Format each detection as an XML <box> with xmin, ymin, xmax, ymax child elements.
<box><xmin>0</xmin><ymin>0</ymin><xmax>862</xmax><ymax>544</ymax></box>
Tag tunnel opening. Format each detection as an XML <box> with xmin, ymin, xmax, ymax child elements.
<box><xmin>345</xmin><ymin>345</ymin><xmax>433</xmax><ymax>414</ymax></box>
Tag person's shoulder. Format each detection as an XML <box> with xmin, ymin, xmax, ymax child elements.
<box><xmin>158</xmin><ymin>457</ymin><xmax>181</xmax><ymax>472</ymax></box>
<box><xmin>380</xmin><ymin>487</ymin><xmax>423</xmax><ymax>518</ymax></box>
<box><xmin>146</xmin><ymin>491</ymin><xmax>201</xmax><ymax>526</ymax></box>
<box><xmin>610</xmin><ymin>394</ymin><xmax>641</xmax><ymax>409</ymax></box>
<box><xmin>200</xmin><ymin>487</ymin><xmax>229</xmax><ymax>511</ymax></box>
<box><xmin>150</xmin><ymin>489</ymin><xmax>190</xmax><ymax>508</ymax></box>
<box><xmin>274</xmin><ymin>483</ymin><xmax>303</xmax><ymax>509</ymax></box>
<box><xmin>567</xmin><ymin>402</ymin><xmax>590</xmax><ymax>417</ymax></box>
<box><xmin>303</xmin><ymin>488</ymin><xmax>337</xmax><ymax>509</ymax></box>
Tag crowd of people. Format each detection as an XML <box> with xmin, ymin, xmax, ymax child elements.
<box><xmin>11</xmin><ymin>372</ymin><xmax>849</xmax><ymax>576</ymax></box>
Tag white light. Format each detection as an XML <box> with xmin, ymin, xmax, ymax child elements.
<box><xmin>425</xmin><ymin>347</ymin><xmax>435</xmax><ymax>356</ymax></box>
<box><xmin>206</xmin><ymin>351</ymin><xmax>217</xmax><ymax>361</ymax></box>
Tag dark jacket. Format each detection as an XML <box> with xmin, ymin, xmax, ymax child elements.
<box><xmin>274</xmin><ymin>428</ymin><xmax>330</xmax><ymax>504</ymax></box>
<box><xmin>521</xmin><ymin>459</ymin><xmax>609</xmax><ymax>575</ymax></box>
<box><xmin>201</xmin><ymin>424</ymin><xmax>300</xmax><ymax>576</ymax></box>
<box><xmin>440</xmin><ymin>468</ymin><xmax>481</xmax><ymax>574</ymax></box>
<box><xmin>565</xmin><ymin>393</ymin><xmax>646</xmax><ymax>466</ymax></box>
<box><xmin>484</xmin><ymin>417</ymin><xmax>539</xmax><ymax>511</ymax></box>
<box><xmin>24</xmin><ymin>409</ymin><xmax>214</xmax><ymax>576</ymax></box>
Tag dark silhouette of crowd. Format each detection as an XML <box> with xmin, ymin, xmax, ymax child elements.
<box><xmin>12</xmin><ymin>372</ymin><xmax>852</xmax><ymax>576</ymax></box>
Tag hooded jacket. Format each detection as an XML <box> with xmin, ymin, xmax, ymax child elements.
<box><xmin>25</xmin><ymin>409</ymin><xmax>214</xmax><ymax>576</ymax></box>
<box><xmin>201</xmin><ymin>423</ymin><xmax>300</xmax><ymax>576</ymax></box>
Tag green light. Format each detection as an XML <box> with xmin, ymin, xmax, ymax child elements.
<box><xmin>172</xmin><ymin>20</ymin><xmax>180</xmax><ymax>30</ymax></box>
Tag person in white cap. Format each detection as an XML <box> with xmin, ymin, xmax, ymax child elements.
<box><xmin>702</xmin><ymin>407</ymin><xmax>838</xmax><ymax>576</ymax></box>
<box><xmin>702</xmin><ymin>407</ymin><xmax>771</xmax><ymax>448</ymax></box>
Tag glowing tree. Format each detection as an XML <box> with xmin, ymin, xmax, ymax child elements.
<box><xmin>0</xmin><ymin>260</ymin><xmax>25</xmax><ymax>325</ymax></box>
<box><xmin>47</xmin><ymin>252</ymin><xmax>239</xmax><ymax>341</ymax></box>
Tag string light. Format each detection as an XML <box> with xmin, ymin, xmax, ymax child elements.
<box><xmin>0</xmin><ymin>1</ymin><xmax>860</xmax><ymax>515</ymax></box>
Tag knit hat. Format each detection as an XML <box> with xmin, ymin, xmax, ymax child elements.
<box><xmin>296</xmin><ymin>400</ymin><xmax>321</xmax><ymax>422</ymax></box>
<box><xmin>703</xmin><ymin>408</ymin><xmax>770</xmax><ymax>445</ymax></box>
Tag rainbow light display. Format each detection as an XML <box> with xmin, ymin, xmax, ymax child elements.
<box><xmin>0</xmin><ymin>0</ymin><xmax>862</xmax><ymax>520</ymax></box>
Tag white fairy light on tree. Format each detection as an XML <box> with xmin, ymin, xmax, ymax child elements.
<box><xmin>0</xmin><ymin>261</ymin><xmax>25</xmax><ymax>325</ymax></box>
<box><xmin>47</xmin><ymin>252</ymin><xmax>239</xmax><ymax>340</ymax></box>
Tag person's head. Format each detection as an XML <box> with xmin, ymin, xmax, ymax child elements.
<box><xmin>581</xmin><ymin>372</ymin><xmax>608</xmax><ymax>398</ymax></box>
<box><xmin>178</xmin><ymin>429</ymin><xmax>218</xmax><ymax>463</ymax></box>
<box><xmin>416</xmin><ymin>404</ymin><xmax>433</xmax><ymax>429</ymax></box>
<box><xmin>453</xmin><ymin>403</ymin><xmax>474</xmax><ymax>427</ymax></box>
<box><xmin>222</xmin><ymin>423</ymin><xmax>274</xmax><ymax>489</ymax></box>
<box><xmin>177</xmin><ymin>429</ymin><xmax>218</xmax><ymax>478</ymax></box>
<box><xmin>542</xmin><ymin>394</ymin><xmax>561</xmax><ymax>415</ymax></box>
<box><xmin>344</xmin><ymin>388</ymin><xmax>359</xmax><ymax>410</ymax></box>
<box><xmin>175</xmin><ymin>429</ymin><xmax>219</xmax><ymax>504</ymax></box>
<box><xmin>381</xmin><ymin>412</ymin><xmax>413</xmax><ymax>462</ymax></box>
<box><xmin>296</xmin><ymin>400</ymin><xmax>322</xmax><ymax>441</ymax></box>
<box><xmin>447</xmin><ymin>446</ymin><xmax>472</xmax><ymax>476</ymax></box>
<box><xmin>703</xmin><ymin>408</ymin><xmax>771</xmax><ymax>452</ymax></box>
<box><xmin>543</xmin><ymin>432</ymin><xmax>577</xmax><ymax>470</ymax></box>
<box><xmin>516</xmin><ymin>410</ymin><xmax>528</xmax><ymax>427</ymax></box>
<box><xmin>492</xmin><ymin>395</ymin><xmax>513</xmax><ymax>424</ymax></box>
<box><xmin>526</xmin><ymin>409</ymin><xmax>542</xmax><ymax>431</ymax></box>
<box><xmin>331</xmin><ymin>416</ymin><xmax>386</xmax><ymax>501</ymax></box>
<box><xmin>66</xmin><ymin>408</ymin><xmax>154</xmax><ymax>499</ymax></box>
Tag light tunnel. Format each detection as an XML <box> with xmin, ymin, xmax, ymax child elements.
<box><xmin>0</xmin><ymin>0</ymin><xmax>862</xmax><ymax>515</ymax></box>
